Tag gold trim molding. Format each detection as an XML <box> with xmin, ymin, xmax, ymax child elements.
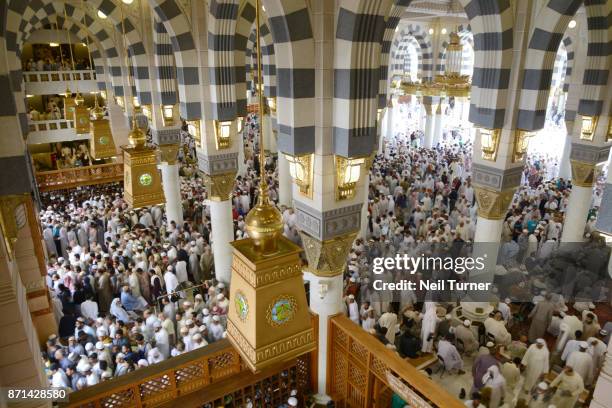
<box><xmin>158</xmin><ymin>144</ymin><xmax>180</xmax><ymax>165</ymax></box>
<box><xmin>474</xmin><ymin>187</ymin><xmax>515</xmax><ymax>220</ymax></box>
<box><xmin>202</xmin><ymin>172</ymin><xmax>236</xmax><ymax>202</ymax></box>
<box><xmin>300</xmin><ymin>231</ymin><xmax>357</xmax><ymax>277</ymax></box>
<box><xmin>570</xmin><ymin>160</ymin><xmax>595</xmax><ymax>187</ymax></box>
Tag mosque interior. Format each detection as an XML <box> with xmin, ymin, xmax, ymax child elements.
<box><xmin>0</xmin><ymin>0</ymin><xmax>611</xmax><ymax>407</ymax></box>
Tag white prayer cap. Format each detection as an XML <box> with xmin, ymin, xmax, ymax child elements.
<box><xmin>202</xmin><ymin>308</ymin><xmax>210</xmax><ymax>316</ymax></box>
<box><xmin>486</xmin><ymin>341</ymin><xmax>495</xmax><ymax>348</ymax></box>
<box><xmin>445</xmin><ymin>314</ymin><xmax>451</xmax><ymax>320</ymax></box>
<box><xmin>95</xmin><ymin>342</ymin><xmax>104</xmax><ymax>350</ymax></box>
<box><xmin>216</xmin><ymin>293</ymin><xmax>225</xmax><ymax>300</ymax></box>
<box><xmin>537</xmin><ymin>382</ymin><xmax>548</xmax><ymax>390</ymax></box>
<box><xmin>504</xmin><ymin>298</ymin><xmax>511</xmax><ymax>304</ymax></box>
<box><xmin>138</xmin><ymin>359</ymin><xmax>149</xmax><ymax>367</ymax></box>
<box><xmin>290</xmin><ymin>390</ymin><xmax>298</xmax><ymax>397</ymax></box>
<box><xmin>463</xmin><ymin>320</ymin><xmax>471</xmax><ymax>327</ymax></box>
<box><xmin>288</xmin><ymin>397</ymin><xmax>298</xmax><ymax>407</ymax></box>
<box><xmin>536</xmin><ymin>338</ymin><xmax>546</xmax><ymax>345</ymax></box>
<box><xmin>85</xmin><ymin>343</ymin><xmax>94</xmax><ymax>352</ymax></box>
<box><xmin>102</xmin><ymin>372</ymin><xmax>112</xmax><ymax>379</ymax></box>
<box><xmin>180</xmin><ymin>327</ymin><xmax>189</xmax><ymax>334</ymax></box>
<box><xmin>116</xmin><ymin>353</ymin><xmax>125</xmax><ymax>360</ymax></box>
<box><xmin>192</xmin><ymin>333</ymin><xmax>202</xmax><ymax>341</ymax></box>
<box><xmin>217</xmin><ymin>282</ymin><xmax>225</xmax><ymax>289</ymax></box>
<box><xmin>348</xmin><ymin>294</ymin><xmax>355</xmax><ymax>300</ymax></box>
<box><xmin>198</xmin><ymin>325</ymin><xmax>206</xmax><ymax>333</ymax></box>
<box><xmin>96</xmin><ymin>327</ymin><xmax>108</xmax><ymax>337</ymax></box>
<box><xmin>195</xmin><ymin>294</ymin><xmax>203</xmax><ymax>300</ymax></box>
<box><xmin>154</xmin><ymin>321</ymin><xmax>162</xmax><ymax>329</ymax></box>
<box><xmin>579</xmin><ymin>341</ymin><xmax>588</xmax><ymax>349</ymax></box>
<box><xmin>349</xmin><ymin>277</ymin><xmax>356</xmax><ymax>282</ymax></box>
<box><xmin>81</xmin><ymin>363</ymin><xmax>92</xmax><ymax>372</ymax></box>
<box><xmin>96</xmin><ymin>317</ymin><xmax>104</xmax><ymax>324</ymax></box>
<box><xmin>588</xmin><ymin>303</ymin><xmax>596</xmax><ymax>310</ymax></box>
<box><xmin>185</xmin><ymin>319</ymin><xmax>193</xmax><ymax>326</ymax></box>
<box><xmin>212</xmin><ymin>315</ymin><xmax>220</xmax><ymax>322</ymax></box>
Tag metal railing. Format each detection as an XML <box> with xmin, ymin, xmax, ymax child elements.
<box><xmin>28</xmin><ymin>119</ymin><xmax>75</xmax><ymax>132</ymax></box>
<box><xmin>35</xmin><ymin>162</ymin><xmax>123</xmax><ymax>192</ymax></box>
<box><xmin>22</xmin><ymin>70</ymin><xmax>96</xmax><ymax>83</ymax></box>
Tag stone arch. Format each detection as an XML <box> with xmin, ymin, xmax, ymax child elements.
<box><xmin>516</xmin><ymin>0</ymin><xmax>582</xmax><ymax>131</ymax></box>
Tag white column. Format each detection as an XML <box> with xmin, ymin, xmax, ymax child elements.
<box><xmin>359</xmin><ymin>180</ymin><xmax>369</xmax><ymax>239</ymax></box>
<box><xmin>209</xmin><ymin>199</ymin><xmax>234</xmax><ymax>284</ymax></box>
<box><xmin>474</xmin><ymin>216</ymin><xmax>504</xmax><ymax>243</ymax></box>
<box><xmin>561</xmin><ymin>185</ymin><xmax>592</xmax><ymax>242</ymax></box>
<box><xmin>424</xmin><ymin>113</ymin><xmax>434</xmax><ymax>148</ymax></box>
<box><xmin>385</xmin><ymin>104</ymin><xmax>394</xmax><ymax>141</ymax></box>
<box><xmin>278</xmin><ymin>152</ymin><xmax>293</xmax><ymax>207</ymax></box>
<box><xmin>304</xmin><ymin>272</ymin><xmax>344</xmax><ymax>402</ymax></box>
<box><xmin>238</xmin><ymin>130</ymin><xmax>247</xmax><ymax>177</ymax></box>
<box><xmin>264</xmin><ymin>115</ymin><xmax>277</xmax><ymax>154</ymax></box>
<box><xmin>590</xmin><ymin>340</ymin><xmax>612</xmax><ymax>408</ymax></box>
<box><xmin>559</xmin><ymin>131</ymin><xmax>572</xmax><ymax>180</ymax></box>
<box><xmin>108</xmin><ymin>103</ymin><xmax>130</xmax><ymax>148</ymax></box>
<box><xmin>160</xmin><ymin>163</ymin><xmax>183</xmax><ymax>225</ymax></box>
<box><xmin>432</xmin><ymin>111</ymin><xmax>443</xmax><ymax>147</ymax></box>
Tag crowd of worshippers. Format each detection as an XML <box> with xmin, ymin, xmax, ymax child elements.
<box><xmin>39</xmin><ymin>117</ymin><xmax>303</xmax><ymax>390</ymax></box>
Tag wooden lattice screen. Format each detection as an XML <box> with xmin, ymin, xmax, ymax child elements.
<box><xmin>327</xmin><ymin>314</ymin><xmax>464</xmax><ymax>408</ymax></box>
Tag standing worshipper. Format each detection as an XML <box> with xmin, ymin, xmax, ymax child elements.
<box><xmin>521</xmin><ymin>339</ymin><xmax>550</xmax><ymax>393</ymax></box>
<box><xmin>97</xmin><ymin>268</ymin><xmax>113</xmax><ymax>314</ymax></box>
<box><xmin>378</xmin><ymin>305</ymin><xmax>398</xmax><ymax>345</ymax></box>
<box><xmin>163</xmin><ymin>266</ymin><xmax>179</xmax><ymax>295</ymax></box>
<box><xmin>471</xmin><ymin>343</ymin><xmax>499</xmax><ymax>393</ymax></box>
<box><xmin>528</xmin><ymin>293</ymin><xmax>554</xmax><ymax>342</ymax></box>
<box><xmin>565</xmin><ymin>342</ymin><xmax>593</xmax><ymax>386</ymax></box>
<box><xmin>420</xmin><ymin>302</ymin><xmax>438</xmax><ymax>353</ymax></box>
<box><xmin>481</xmin><ymin>365</ymin><xmax>506</xmax><ymax>408</ymax></box>
<box><xmin>549</xmin><ymin>365</ymin><xmax>584</xmax><ymax>408</ymax></box>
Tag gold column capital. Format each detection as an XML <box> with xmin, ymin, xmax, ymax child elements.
<box><xmin>158</xmin><ymin>144</ymin><xmax>180</xmax><ymax>165</ymax></box>
<box><xmin>570</xmin><ymin>160</ymin><xmax>595</xmax><ymax>187</ymax></box>
<box><xmin>0</xmin><ymin>194</ymin><xmax>29</xmax><ymax>259</ymax></box>
<box><xmin>474</xmin><ymin>186</ymin><xmax>515</xmax><ymax>220</ymax></box>
<box><xmin>300</xmin><ymin>231</ymin><xmax>357</xmax><ymax>277</ymax></box>
<box><xmin>203</xmin><ymin>172</ymin><xmax>236</xmax><ymax>202</ymax></box>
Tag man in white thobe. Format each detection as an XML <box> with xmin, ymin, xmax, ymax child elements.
<box><xmin>163</xmin><ymin>267</ymin><xmax>179</xmax><ymax>295</ymax></box>
<box><xmin>347</xmin><ymin>295</ymin><xmax>360</xmax><ymax>325</ymax></box>
<box><xmin>80</xmin><ymin>297</ymin><xmax>99</xmax><ymax>320</ymax></box>
<box><xmin>420</xmin><ymin>302</ymin><xmax>438</xmax><ymax>353</ymax></box>
<box><xmin>378</xmin><ymin>306</ymin><xmax>398</xmax><ymax>345</ymax></box>
<box><xmin>550</xmin><ymin>366</ymin><xmax>584</xmax><ymax>408</ymax></box>
<box><xmin>437</xmin><ymin>337</ymin><xmax>464</xmax><ymax>373</ymax></box>
<box><xmin>175</xmin><ymin>259</ymin><xmax>188</xmax><ymax>284</ymax></box>
<box><xmin>153</xmin><ymin>322</ymin><xmax>170</xmax><ymax>358</ymax></box>
<box><xmin>566</xmin><ymin>342</ymin><xmax>593</xmax><ymax>386</ymax></box>
<box><xmin>521</xmin><ymin>339</ymin><xmax>550</xmax><ymax>392</ymax></box>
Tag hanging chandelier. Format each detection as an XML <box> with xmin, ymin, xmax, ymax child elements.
<box><xmin>226</xmin><ymin>0</ymin><xmax>315</xmax><ymax>372</ymax></box>
<box><xmin>400</xmin><ymin>32</ymin><xmax>470</xmax><ymax>98</ymax></box>
<box><xmin>90</xmin><ymin>94</ymin><xmax>117</xmax><ymax>159</ymax></box>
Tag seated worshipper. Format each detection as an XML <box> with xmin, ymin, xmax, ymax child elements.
<box><xmin>120</xmin><ymin>286</ymin><xmax>148</xmax><ymax>312</ymax></box>
<box><xmin>549</xmin><ymin>365</ymin><xmax>584</xmax><ymax>408</ymax></box>
<box><xmin>484</xmin><ymin>311</ymin><xmax>511</xmax><ymax>346</ymax></box>
<box><xmin>507</xmin><ymin>335</ymin><xmax>528</xmax><ymax>360</ymax></box>
<box><xmin>110</xmin><ymin>298</ymin><xmax>133</xmax><ymax>323</ymax></box>
<box><xmin>471</xmin><ymin>343</ymin><xmax>499</xmax><ymax>393</ymax></box>
<box><xmin>464</xmin><ymin>392</ymin><xmax>486</xmax><ymax>408</ymax></box>
<box><xmin>436</xmin><ymin>335</ymin><xmax>465</xmax><ymax>374</ymax></box>
<box><xmin>454</xmin><ymin>319</ymin><xmax>478</xmax><ymax>355</ymax></box>
<box><xmin>481</xmin><ymin>366</ymin><xmax>506</xmax><ymax>408</ymax></box>
<box><xmin>521</xmin><ymin>338</ymin><xmax>550</xmax><ymax>393</ymax></box>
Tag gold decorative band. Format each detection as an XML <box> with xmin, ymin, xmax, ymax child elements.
<box><xmin>474</xmin><ymin>186</ymin><xmax>515</xmax><ymax>220</ymax></box>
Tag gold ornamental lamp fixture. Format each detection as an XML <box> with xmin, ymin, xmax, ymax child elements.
<box><xmin>214</xmin><ymin>120</ymin><xmax>233</xmax><ymax>150</ymax></box>
<box><xmin>335</xmin><ymin>156</ymin><xmax>365</xmax><ymax>201</ymax></box>
<box><xmin>63</xmin><ymin>87</ymin><xmax>76</xmax><ymax>119</ymax></box>
<box><xmin>580</xmin><ymin>115</ymin><xmax>598</xmax><ymax>141</ymax></box>
<box><xmin>115</xmin><ymin>96</ymin><xmax>125</xmax><ymax>111</ymax></box>
<box><xmin>227</xmin><ymin>0</ymin><xmax>315</xmax><ymax>373</ymax></box>
<box><xmin>132</xmin><ymin>96</ymin><xmax>142</xmax><ymax>113</ymax></box>
<box><xmin>480</xmin><ymin>128</ymin><xmax>501</xmax><ymax>161</ymax></box>
<box><xmin>513</xmin><ymin>130</ymin><xmax>535</xmax><ymax>163</ymax></box>
<box><xmin>285</xmin><ymin>153</ymin><xmax>313</xmax><ymax>197</ymax></box>
<box><xmin>267</xmin><ymin>97</ymin><xmax>277</xmax><ymax>115</ymax></box>
<box><xmin>141</xmin><ymin>105</ymin><xmax>152</xmax><ymax>121</ymax></box>
<box><xmin>90</xmin><ymin>95</ymin><xmax>117</xmax><ymax>159</ymax></box>
<box><xmin>186</xmin><ymin>120</ymin><xmax>202</xmax><ymax>147</ymax></box>
<box><xmin>607</xmin><ymin>118</ymin><xmax>612</xmax><ymax>142</ymax></box>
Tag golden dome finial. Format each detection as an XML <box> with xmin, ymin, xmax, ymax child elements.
<box><xmin>92</xmin><ymin>94</ymin><xmax>104</xmax><ymax>120</ymax></box>
<box><xmin>128</xmin><ymin>114</ymin><xmax>145</xmax><ymax>148</ymax></box>
<box><xmin>74</xmin><ymin>91</ymin><xmax>85</xmax><ymax>106</ymax></box>
<box><xmin>243</xmin><ymin>0</ymin><xmax>283</xmax><ymax>255</ymax></box>
<box><xmin>449</xmin><ymin>31</ymin><xmax>460</xmax><ymax>45</ymax></box>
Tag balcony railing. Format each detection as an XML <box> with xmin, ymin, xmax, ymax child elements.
<box><xmin>29</xmin><ymin>119</ymin><xmax>75</xmax><ymax>132</ymax></box>
<box><xmin>35</xmin><ymin>162</ymin><xmax>123</xmax><ymax>192</ymax></box>
<box><xmin>23</xmin><ymin>70</ymin><xmax>96</xmax><ymax>83</ymax></box>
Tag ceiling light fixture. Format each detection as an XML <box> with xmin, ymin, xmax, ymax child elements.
<box><xmin>428</xmin><ymin>28</ymin><xmax>434</xmax><ymax>35</ymax></box>
<box><xmin>441</xmin><ymin>28</ymin><xmax>447</xmax><ymax>35</ymax></box>
<box><xmin>97</xmin><ymin>10</ymin><xmax>107</xmax><ymax>19</ymax></box>
<box><xmin>568</xmin><ymin>20</ymin><xmax>576</xmax><ymax>29</ymax></box>
<box><xmin>122</xmin><ymin>0</ymin><xmax>134</xmax><ymax>3</ymax></box>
